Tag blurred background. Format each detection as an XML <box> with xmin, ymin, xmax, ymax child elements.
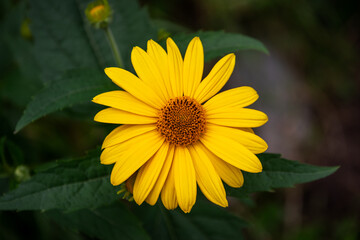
<box><xmin>1</xmin><ymin>0</ymin><xmax>359</xmax><ymax>239</ymax></box>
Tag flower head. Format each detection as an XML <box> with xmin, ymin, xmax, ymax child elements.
<box><xmin>93</xmin><ymin>37</ymin><xmax>268</xmax><ymax>213</ymax></box>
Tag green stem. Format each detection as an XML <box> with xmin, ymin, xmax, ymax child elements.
<box><xmin>104</xmin><ymin>27</ymin><xmax>124</xmax><ymax>68</ymax></box>
<box><xmin>0</xmin><ymin>137</ymin><xmax>13</xmax><ymax>174</ymax></box>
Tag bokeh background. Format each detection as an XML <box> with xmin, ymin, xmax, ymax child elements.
<box><xmin>1</xmin><ymin>0</ymin><xmax>359</xmax><ymax>239</ymax></box>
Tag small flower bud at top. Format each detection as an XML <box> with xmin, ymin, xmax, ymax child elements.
<box><xmin>85</xmin><ymin>0</ymin><xmax>112</xmax><ymax>29</ymax></box>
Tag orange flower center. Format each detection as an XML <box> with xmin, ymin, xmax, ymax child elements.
<box><xmin>157</xmin><ymin>96</ymin><xmax>206</xmax><ymax>146</ymax></box>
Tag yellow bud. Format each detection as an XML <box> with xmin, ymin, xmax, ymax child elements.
<box><xmin>85</xmin><ymin>0</ymin><xmax>112</xmax><ymax>29</ymax></box>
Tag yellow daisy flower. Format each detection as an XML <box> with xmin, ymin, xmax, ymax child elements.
<box><xmin>93</xmin><ymin>37</ymin><xmax>268</xmax><ymax>213</ymax></box>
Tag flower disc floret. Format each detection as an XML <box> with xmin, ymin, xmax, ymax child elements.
<box><xmin>157</xmin><ymin>96</ymin><xmax>206</xmax><ymax>146</ymax></box>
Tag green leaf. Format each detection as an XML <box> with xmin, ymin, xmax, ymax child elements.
<box><xmin>14</xmin><ymin>68</ymin><xmax>115</xmax><ymax>133</ymax></box>
<box><xmin>29</xmin><ymin>0</ymin><xmax>156</xmax><ymax>83</ymax></box>
<box><xmin>47</xmin><ymin>203</ymin><xmax>150</xmax><ymax>240</ymax></box>
<box><xmin>15</xmin><ymin>0</ymin><xmax>157</xmax><ymax>131</ymax></box>
<box><xmin>135</xmin><ymin>199</ymin><xmax>246</xmax><ymax>240</ymax></box>
<box><xmin>173</xmin><ymin>31</ymin><xmax>269</xmax><ymax>61</ymax></box>
<box><xmin>0</xmin><ymin>149</ymin><xmax>119</xmax><ymax>211</ymax></box>
<box><xmin>0</xmin><ymin>1</ymin><xmax>42</xmax><ymax>107</ymax></box>
<box><xmin>0</xmin><ymin>52</ymin><xmax>42</xmax><ymax>107</ymax></box>
<box><xmin>29</xmin><ymin>0</ymin><xmax>99</xmax><ymax>83</ymax></box>
<box><xmin>228</xmin><ymin>153</ymin><xmax>339</xmax><ymax>198</ymax></box>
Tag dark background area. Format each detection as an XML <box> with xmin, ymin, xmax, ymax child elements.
<box><xmin>139</xmin><ymin>0</ymin><xmax>360</xmax><ymax>239</ymax></box>
<box><xmin>0</xmin><ymin>0</ymin><xmax>359</xmax><ymax>239</ymax></box>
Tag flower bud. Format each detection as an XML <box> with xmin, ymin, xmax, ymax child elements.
<box><xmin>14</xmin><ymin>165</ymin><xmax>31</xmax><ymax>182</ymax></box>
<box><xmin>85</xmin><ymin>0</ymin><xmax>112</xmax><ymax>29</ymax></box>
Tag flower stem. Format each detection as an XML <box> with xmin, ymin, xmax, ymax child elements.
<box><xmin>104</xmin><ymin>27</ymin><xmax>124</xmax><ymax>68</ymax></box>
<box><xmin>0</xmin><ymin>137</ymin><xmax>13</xmax><ymax>174</ymax></box>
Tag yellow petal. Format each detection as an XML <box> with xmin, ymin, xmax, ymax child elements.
<box><xmin>193</xmin><ymin>53</ymin><xmax>235</xmax><ymax>103</ymax></box>
<box><xmin>146</xmin><ymin>145</ymin><xmax>175</xmax><ymax>205</ymax></box>
<box><xmin>100</xmin><ymin>144</ymin><xmax>123</xmax><ymax>165</ymax></box>
<box><xmin>207</xmin><ymin>124</ymin><xmax>268</xmax><ymax>154</ymax></box>
<box><xmin>188</xmin><ymin>144</ymin><xmax>228</xmax><ymax>207</ymax></box>
<box><xmin>131</xmin><ymin>47</ymin><xmax>169</xmax><ymax>103</ymax></box>
<box><xmin>161</xmin><ymin>162</ymin><xmax>178</xmax><ymax>210</ymax></box>
<box><xmin>167</xmin><ymin>38</ymin><xmax>183</xmax><ymax>97</ymax></box>
<box><xmin>200</xmin><ymin>130</ymin><xmax>262</xmax><ymax>173</ymax></box>
<box><xmin>197</xmin><ymin>143</ymin><xmax>244</xmax><ymax>188</ymax></box>
<box><xmin>104</xmin><ymin>67</ymin><xmax>163</xmax><ymax>109</ymax></box>
<box><xmin>183</xmin><ymin>37</ymin><xmax>204</xmax><ymax>97</ymax></box>
<box><xmin>94</xmin><ymin>108</ymin><xmax>157</xmax><ymax>124</ymax></box>
<box><xmin>206</xmin><ymin>108</ymin><xmax>268</xmax><ymax>128</ymax></box>
<box><xmin>147</xmin><ymin>40</ymin><xmax>172</xmax><ymax>99</ymax></box>
<box><xmin>173</xmin><ymin>146</ymin><xmax>196</xmax><ymax>213</ymax></box>
<box><xmin>101</xmin><ymin>130</ymin><xmax>162</xmax><ymax>166</ymax></box>
<box><xmin>93</xmin><ymin>91</ymin><xmax>158</xmax><ymax>117</ymax></box>
<box><xmin>133</xmin><ymin>142</ymin><xmax>170</xmax><ymax>205</ymax></box>
<box><xmin>108</xmin><ymin>130</ymin><xmax>164</xmax><ymax>185</ymax></box>
<box><xmin>204</xmin><ymin>87</ymin><xmax>259</xmax><ymax>114</ymax></box>
<box><xmin>102</xmin><ymin>124</ymin><xmax>157</xmax><ymax>149</ymax></box>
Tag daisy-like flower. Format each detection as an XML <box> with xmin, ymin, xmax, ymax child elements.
<box><xmin>93</xmin><ymin>37</ymin><xmax>268</xmax><ymax>213</ymax></box>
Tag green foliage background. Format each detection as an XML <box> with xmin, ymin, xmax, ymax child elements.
<box><xmin>0</xmin><ymin>0</ymin><xmax>349</xmax><ymax>239</ymax></box>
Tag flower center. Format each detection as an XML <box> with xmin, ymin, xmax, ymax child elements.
<box><xmin>157</xmin><ymin>96</ymin><xmax>206</xmax><ymax>146</ymax></box>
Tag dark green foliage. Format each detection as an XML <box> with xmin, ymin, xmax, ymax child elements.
<box><xmin>47</xmin><ymin>203</ymin><xmax>151</xmax><ymax>240</ymax></box>
<box><xmin>15</xmin><ymin>68</ymin><xmax>116</xmax><ymax>133</ymax></box>
<box><xmin>228</xmin><ymin>153</ymin><xmax>339</xmax><ymax>198</ymax></box>
<box><xmin>0</xmin><ymin>149</ymin><xmax>119</xmax><ymax>211</ymax></box>
<box><xmin>134</xmin><ymin>200</ymin><xmax>246</xmax><ymax>240</ymax></box>
<box><xmin>173</xmin><ymin>31</ymin><xmax>269</xmax><ymax>60</ymax></box>
<box><xmin>29</xmin><ymin>0</ymin><xmax>99</xmax><ymax>83</ymax></box>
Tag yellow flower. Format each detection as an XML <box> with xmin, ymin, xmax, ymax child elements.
<box><xmin>93</xmin><ymin>37</ymin><xmax>268</xmax><ymax>213</ymax></box>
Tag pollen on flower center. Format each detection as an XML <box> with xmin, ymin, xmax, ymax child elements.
<box><xmin>157</xmin><ymin>96</ymin><xmax>206</xmax><ymax>146</ymax></box>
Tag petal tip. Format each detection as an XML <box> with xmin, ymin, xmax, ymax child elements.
<box><xmin>133</xmin><ymin>194</ymin><xmax>145</xmax><ymax>206</ymax></box>
<box><xmin>256</xmin><ymin>164</ymin><xmax>263</xmax><ymax>173</ymax></box>
<box><xmin>166</xmin><ymin>37</ymin><xmax>174</xmax><ymax>43</ymax></box>
<box><xmin>222</xmin><ymin>199</ymin><xmax>229</xmax><ymax>208</ymax></box>
<box><xmin>145</xmin><ymin>198</ymin><xmax>157</xmax><ymax>206</ymax></box>
<box><xmin>93</xmin><ymin>112</ymin><xmax>101</xmax><ymax>122</ymax></box>
<box><xmin>110</xmin><ymin>175</ymin><xmax>120</xmax><ymax>186</ymax></box>
<box><xmin>104</xmin><ymin>67</ymin><xmax>115</xmax><ymax>73</ymax></box>
<box><xmin>131</xmin><ymin>46</ymin><xmax>142</xmax><ymax>56</ymax></box>
<box><xmin>182</xmin><ymin>206</ymin><xmax>193</xmax><ymax>213</ymax></box>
